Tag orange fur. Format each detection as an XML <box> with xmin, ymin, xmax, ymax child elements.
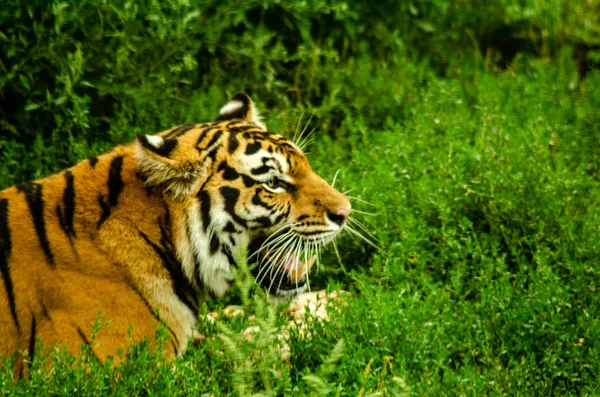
<box><xmin>0</xmin><ymin>94</ymin><xmax>350</xmax><ymax>377</ymax></box>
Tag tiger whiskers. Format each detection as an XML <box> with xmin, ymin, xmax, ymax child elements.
<box><xmin>248</xmin><ymin>202</ymin><xmax>381</xmax><ymax>297</ymax></box>
<box><xmin>350</xmin><ymin>209</ymin><xmax>378</xmax><ymax>216</ymax></box>
<box><xmin>344</xmin><ymin>217</ymin><xmax>380</xmax><ymax>251</ymax></box>
<box><xmin>292</xmin><ymin>112</ymin><xmax>305</xmax><ymax>144</ymax></box>
<box><xmin>295</xmin><ymin>113</ymin><xmax>316</xmax><ymax>152</ymax></box>
<box><xmin>248</xmin><ymin>226</ymin><xmax>295</xmax><ymax>261</ymax></box>
<box><xmin>347</xmin><ymin>217</ymin><xmax>379</xmax><ymax>245</ymax></box>
<box><xmin>256</xmin><ymin>234</ymin><xmax>297</xmax><ymax>287</ymax></box>
<box><xmin>331</xmin><ymin>169</ymin><xmax>341</xmax><ymax>188</ymax></box>
<box><xmin>256</xmin><ymin>231</ymin><xmax>303</xmax><ymax>290</ymax></box>
<box><xmin>346</xmin><ymin>195</ymin><xmax>376</xmax><ymax>207</ymax></box>
<box><xmin>267</xmin><ymin>236</ymin><xmax>298</xmax><ymax>284</ymax></box>
<box><xmin>331</xmin><ymin>238</ymin><xmax>348</xmax><ymax>274</ymax></box>
<box><xmin>297</xmin><ymin>124</ymin><xmax>318</xmax><ymax>153</ymax></box>
<box><xmin>304</xmin><ymin>239</ymin><xmax>313</xmax><ymax>293</ymax></box>
<box><xmin>248</xmin><ymin>221</ymin><xmax>302</xmax><ymax>264</ymax></box>
<box><xmin>273</xmin><ymin>237</ymin><xmax>302</xmax><ymax>295</ymax></box>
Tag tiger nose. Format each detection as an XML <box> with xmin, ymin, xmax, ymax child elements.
<box><xmin>327</xmin><ymin>208</ymin><xmax>350</xmax><ymax>226</ymax></box>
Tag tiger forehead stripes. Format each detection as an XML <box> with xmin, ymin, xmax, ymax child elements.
<box><xmin>0</xmin><ymin>93</ymin><xmax>351</xmax><ymax>377</ymax></box>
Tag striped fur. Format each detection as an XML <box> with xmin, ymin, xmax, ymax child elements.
<box><xmin>0</xmin><ymin>94</ymin><xmax>350</xmax><ymax>377</ymax></box>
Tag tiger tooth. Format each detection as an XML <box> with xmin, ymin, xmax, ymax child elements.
<box><xmin>304</xmin><ymin>255</ymin><xmax>317</xmax><ymax>272</ymax></box>
<box><xmin>289</xmin><ymin>255</ymin><xmax>318</xmax><ymax>283</ymax></box>
<box><xmin>288</xmin><ymin>258</ymin><xmax>304</xmax><ymax>283</ymax></box>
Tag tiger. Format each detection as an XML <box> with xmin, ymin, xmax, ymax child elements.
<box><xmin>0</xmin><ymin>93</ymin><xmax>351</xmax><ymax>377</ymax></box>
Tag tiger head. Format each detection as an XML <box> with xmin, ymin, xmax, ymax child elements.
<box><xmin>135</xmin><ymin>94</ymin><xmax>350</xmax><ymax>298</ymax></box>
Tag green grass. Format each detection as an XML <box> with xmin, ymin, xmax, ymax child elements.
<box><xmin>3</xmin><ymin>57</ymin><xmax>600</xmax><ymax>396</ymax></box>
<box><xmin>2</xmin><ymin>1</ymin><xmax>600</xmax><ymax>395</ymax></box>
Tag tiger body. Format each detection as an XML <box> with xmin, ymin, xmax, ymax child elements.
<box><xmin>0</xmin><ymin>94</ymin><xmax>350</xmax><ymax>376</ymax></box>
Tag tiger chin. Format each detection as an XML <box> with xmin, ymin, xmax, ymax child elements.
<box><xmin>0</xmin><ymin>93</ymin><xmax>350</xmax><ymax>377</ymax></box>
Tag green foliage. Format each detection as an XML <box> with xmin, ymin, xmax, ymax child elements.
<box><xmin>2</xmin><ymin>0</ymin><xmax>600</xmax><ymax>396</ymax></box>
<box><xmin>1</xmin><ymin>0</ymin><xmax>599</xmax><ymax>186</ymax></box>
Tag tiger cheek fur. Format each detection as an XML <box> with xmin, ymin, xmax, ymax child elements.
<box><xmin>0</xmin><ymin>93</ymin><xmax>350</xmax><ymax>377</ymax></box>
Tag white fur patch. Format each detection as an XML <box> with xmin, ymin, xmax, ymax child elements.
<box><xmin>187</xmin><ymin>201</ymin><xmax>234</xmax><ymax>297</ymax></box>
<box><xmin>136</xmin><ymin>274</ymin><xmax>197</xmax><ymax>355</ymax></box>
<box><xmin>146</xmin><ymin>134</ymin><xmax>164</xmax><ymax>148</ymax></box>
<box><xmin>174</xmin><ymin>213</ymin><xmax>198</xmax><ymax>287</ymax></box>
<box><xmin>272</xmin><ymin>153</ymin><xmax>290</xmax><ymax>175</ymax></box>
<box><xmin>219</xmin><ymin>100</ymin><xmax>244</xmax><ymax>117</ymax></box>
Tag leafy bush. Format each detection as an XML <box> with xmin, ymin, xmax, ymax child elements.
<box><xmin>2</xmin><ymin>0</ymin><xmax>599</xmax><ymax>185</ymax></box>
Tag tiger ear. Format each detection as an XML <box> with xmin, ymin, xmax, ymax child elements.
<box><xmin>136</xmin><ymin>134</ymin><xmax>178</xmax><ymax>158</ymax></box>
<box><xmin>135</xmin><ymin>134</ymin><xmax>200</xmax><ymax>199</ymax></box>
<box><xmin>216</xmin><ymin>93</ymin><xmax>267</xmax><ymax>130</ymax></box>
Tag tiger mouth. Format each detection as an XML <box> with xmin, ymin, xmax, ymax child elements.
<box><xmin>248</xmin><ymin>234</ymin><xmax>317</xmax><ymax>295</ymax></box>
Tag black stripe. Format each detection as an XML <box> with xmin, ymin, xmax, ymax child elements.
<box><xmin>295</xmin><ymin>230</ymin><xmax>331</xmax><ymax>237</ymax></box>
<box><xmin>203</xmin><ymin>130</ymin><xmax>223</xmax><ymax>151</ymax></box>
<box><xmin>297</xmin><ymin>214</ymin><xmax>311</xmax><ymax>222</ymax></box>
<box><xmin>251</xmin><ymin>217</ymin><xmax>273</xmax><ymax>228</ymax></box>
<box><xmin>76</xmin><ymin>327</ymin><xmax>101</xmax><ymax>361</ymax></box>
<box><xmin>192</xmin><ymin>257</ymin><xmax>204</xmax><ymax>292</ymax></box>
<box><xmin>273</xmin><ymin>206</ymin><xmax>290</xmax><ymax>225</ymax></box>
<box><xmin>251</xmin><ymin>165</ymin><xmax>272</xmax><ymax>175</ymax></box>
<box><xmin>166</xmin><ymin>124</ymin><xmax>195</xmax><ymax>138</ymax></box>
<box><xmin>57</xmin><ymin>171</ymin><xmax>77</xmax><ymax>239</ymax></box>
<box><xmin>28</xmin><ymin>316</ymin><xmax>36</xmax><ymax>360</ymax></box>
<box><xmin>139</xmin><ymin>231</ymin><xmax>199</xmax><ymax>317</ymax></box>
<box><xmin>241</xmin><ymin>174</ymin><xmax>257</xmax><ymax>188</ymax></box>
<box><xmin>195</xmin><ymin>127</ymin><xmax>212</xmax><ymax>148</ymax></box>
<box><xmin>196</xmin><ymin>174</ymin><xmax>213</xmax><ymax>198</ymax></box>
<box><xmin>232</xmin><ymin>125</ymin><xmax>257</xmax><ymax>133</ymax></box>
<box><xmin>209</xmin><ymin>235</ymin><xmax>220</xmax><ymax>255</ymax></box>
<box><xmin>106</xmin><ymin>156</ymin><xmax>125</xmax><ymax>206</ymax></box>
<box><xmin>279</xmin><ymin>142</ymin><xmax>298</xmax><ymax>151</ymax></box>
<box><xmin>17</xmin><ymin>182</ymin><xmax>54</xmax><ymax>267</ymax></box>
<box><xmin>0</xmin><ymin>198</ymin><xmax>19</xmax><ymax>332</ymax></box>
<box><xmin>77</xmin><ymin>327</ymin><xmax>90</xmax><ymax>344</ymax></box>
<box><xmin>245</xmin><ymin>142</ymin><xmax>261</xmax><ymax>155</ymax></box>
<box><xmin>198</xmin><ymin>190</ymin><xmax>212</xmax><ymax>232</ymax></box>
<box><xmin>222</xmin><ymin>166</ymin><xmax>239</xmax><ymax>181</ymax></box>
<box><xmin>40</xmin><ymin>301</ymin><xmax>51</xmax><ymax>320</ymax></box>
<box><xmin>228</xmin><ymin>133</ymin><xmax>239</xmax><ymax>153</ymax></box>
<box><xmin>88</xmin><ymin>156</ymin><xmax>98</xmax><ymax>168</ymax></box>
<box><xmin>220</xmin><ymin>187</ymin><xmax>247</xmax><ymax>228</ymax></box>
<box><xmin>222</xmin><ymin>244</ymin><xmax>236</xmax><ymax>267</ymax></box>
<box><xmin>252</xmin><ymin>188</ymin><xmax>272</xmax><ymax>210</ymax></box>
<box><xmin>97</xmin><ymin>156</ymin><xmax>124</xmax><ymax>228</ymax></box>
<box><xmin>207</xmin><ymin>289</ymin><xmax>217</xmax><ymax>300</ymax></box>
<box><xmin>205</xmin><ymin>147</ymin><xmax>219</xmax><ymax>161</ymax></box>
<box><xmin>157</xmin><ymin>210</ymin><xmax>193</xmax><ymax>314</ymax></box>
<box><xmin>223</xmin><ymin>221</ymin><xmax>238</xmax><ymax>234</ymax></box>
